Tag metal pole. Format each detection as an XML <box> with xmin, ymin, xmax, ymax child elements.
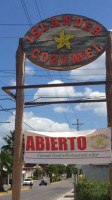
<box><xmin>12</xmin><ymin>38</ymin><xmax>25</xmax><ymax>200</ymax></box>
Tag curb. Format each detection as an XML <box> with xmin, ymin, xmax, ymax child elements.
<box><xmin>57</xmin><ymin>189</ymin><xmax>74</xmax><ymax>200</ymax></box>
<box><xmin>0</xmin><ymin>187</ymin><xmax>29</xmax><ymax>196</ymax></box>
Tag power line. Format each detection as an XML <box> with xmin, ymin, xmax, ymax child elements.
<box><xmin>0</xmin><ymin>36</ymin><xmax>21</xmax><ymax>39</ymax></box>
<box><xmin>0</xmin><ymin>73</ymin><xmax>106</xmax><ymax>77</ymax></box>
<box><xmin>34</xmin><ymin>0</ymin><xmax>42</xmax><ymax>21</ymax></box>
<box><xmin>0</xmin><ymin>105</ymin><xmax>36</xmax><ymax>131</ymax></box>
<box><xmin>59</xmin><ymin>71</ymin><xmax>77</xmax><ymax>119</ymax></box>
<box><xmin>46</xmin><ymin>70</ymin><xmax>72</xmax><ymax>129</ymax></box>
<box><xmin>33</xmin><ymin>0</ymin><xmax>76</xmax><ymax>128</ymax></box>
<box><xmin>0</xmin><ymin>68</ymin><xmax>105</xmax><ymax>72</ymax></box>
<box><xmin>20</xmin><ymin>0</ymin><xmax>32</xmax><ymax>27</ymax></box>
<box><xmin>0</xmin><ymin>122</ymin><xmax>11</xmax><ymax>123</ymax></box>
<box><xmin>0</xmin><ymin>98</ymin><xmax>15</xmax><ymax>102</ymax></box>
<box><xmin>0</xmin><ymin>24</ymin><xmax>34</xmax><ymax>26</ymax></box>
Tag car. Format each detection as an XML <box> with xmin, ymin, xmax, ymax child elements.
<box><xmin>23</xmin><ymin>178</ymin><xmax>33</xmax><ymax>186</ymax></box>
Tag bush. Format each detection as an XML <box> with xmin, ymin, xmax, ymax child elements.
<box><xmin>93</xmin><ymin>181</ymin><xmax>110</xmax><ymax>200</ymax></box>
<box><xmin>32</xmin><ymin>176</ymin><xmax>36</xmax><ymax>180</ymax></box>
<box><xmin>52</xmin><ymin>174</ymin><xmax>61</xmax><ymax>182</ymax></box>
<box><xmin>76</xmin><ymin>178</ymin><xmax>110</xmax><ymax>200</ymax></box>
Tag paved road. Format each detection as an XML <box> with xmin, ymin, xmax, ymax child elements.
<box><xmin>0</xmin><ymin>178</ymin><xmax>74</xmax><ymax>200</ymax></box>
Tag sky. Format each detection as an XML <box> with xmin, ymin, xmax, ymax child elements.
<box><xmin>0</xmin><ymin>0</ymin><xmax>112</xmax><ymax>147</ymax></box>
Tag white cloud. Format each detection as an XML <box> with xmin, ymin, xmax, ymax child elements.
<box><xmin>81</xmin><ymin>87</ymin><xmax>105</xmax><ymax>99</ymax></box>
<box><xmin>54</xmin><ymin>106</ymin><xmax>71</xmax><ymax>113</ymax></box>
<box><xmin>75</xmin><ymin>87</ymin><xmax>106</xmax><ymax>116</ymax></box>
<box><xmin>33</xmin><ymin>80</ymin><xmax>83</xmax><ymax>102</ymax></box>
<box><xmin>0</xmin><ymin>111</ymin><xmax>72</xmax><ymax>147</ymax></box>
<box><xmin>76</xmin><ymin>102</ymin><xmax>106</xmax><ymax>116</ymax></box>
<box><xmin>10</xmin><ymin>79</ymin><xmax>16</xmax><ymax>86</ymax></box>
<box><xmin>23</xmin><ymin>111</ymin><xmax>71</xmax><ymax>132</ymax></box>
<box><xmin>25</xmin><ymin>65</ymin><xmax>35</xmax><ymax>75</ymax></box>
<box><xmin>70</xmin><ymin>53</ymin><xmax>105</xmax><ymax>81</ymax></box>
<box><xmin>33</xmin><ymin>80</ymin><xmax>106</xmax><ymax>116</ymax></box>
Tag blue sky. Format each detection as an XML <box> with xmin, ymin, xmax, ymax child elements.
<box><xmin>0</xmin><ymin>0</ymin><xmax>112</xmax><ymax>147</ymax></box>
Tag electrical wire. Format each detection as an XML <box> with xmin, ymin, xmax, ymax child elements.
<box><xmin>59</xmin><ymin>71</ymin><xmax>78</xmax><ymax>120</ymax></box>
<box><xmin>32</xmin><ymin>1</ymin><xmax>74</xmax><ymax>129</ymax></box>
<box><xmin>0</xmin><ymin>68</ymin><xmax>106</xmax><ymax>72</ymax></box>
<box><xmin>0</xmin><ymin>73</ymin><xmax>106</xmax><ymax>77</ymax></box>
<box><xmin>20</xmin><ymin>0</ymin><xmax>32</xmax><ymax>27</ymax></box>
<box><xmin>34</xmin><ymin>0</ymin><xmax>42</xmax><ymax>21</ymax></box>
<box><xmin>0</xmin><ymin>105</ymin><xmax>36</xmax><ymax>131</ymax></box>
<box><xmin>0</xmin><ymin>98</ymin><xmax>15</xmax><ymax>102</ymax></box>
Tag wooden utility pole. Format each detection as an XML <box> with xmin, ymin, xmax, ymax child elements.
<box><xmin>72</xmin><ymin>119</ymin><xmax>84</xmax><ymax>131</ymax></box>
<box><xmin>106</xmin><ymin>31</ymin><xmax>112</xmax><ymax>200</ymax></box>
<box><xmin>12</xmin><ymin>38</ymin><xmax>25</xmax><ymax>200</ymax></box>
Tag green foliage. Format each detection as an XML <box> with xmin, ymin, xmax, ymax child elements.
<box><xmin>76</xmin><ymin>178</ymin><xmax>94</xmax><ymax>200</ymax></box>
<box><xmin>46</xmin><ymin>164</ymin><xmax>58</xmax><ymax>182</ymax></box>
<box><xmin>76</xmin><ymin>178</ymin><xmax>110</xmax><ymax>200</ymax></box>
<box><xmin>66</xmin><ymin>164</ymin><xmax>74</xmax><ymax>178</ymax></box>
<box><xmin>57</xmin><ymin>164</ymin><xmax>66</xmax><ymax>175</ymax></box>
<box><xmin>2</xmin><ymin>130</ymin><xmax>25</xmax><ymax>157</ymax></box>
<box><xmin>32</xmin><ymin>176</ymin><xmax>36</xmax><ymax>180</ymax></box>
<box><xmin>74</xmin><ymin>168</ymin><xmax>78</xmax><ymax>174</ymax></box>
<box><xmin>0</xmin><ymin>130</ymin><xmax>24</xmax><ymax>191</ymax></box>
<box><xmin>0</xmin><ymin>150</ymin><xmax>13</xmax><ymax>191</ymax></box>
<box><xmin>52</xmin><ymin>173</ymin><xmax>61</xmax><ymax>182</ymax></box>
<box><xmin>2</xmin><ymin>130</ymin><xmax>15</xmax><ymax>156</ymax></box>
<box><xmin>46</xmin><ymin>164</ymin><xmax>66</xmax><ymax>183</ymax></box>
<box><xmin>33</xmin><ymin>167</ymin><xmax>44</xmax><ymax>179</ymax></box>
<box><xmin>0</xmin><ymin>150</ymin><xmax>13</xmax><ymax>174</ymax></box>
<box><xmin>46</xmin><ymin>164</ymin><xmax>58</xmax><ymax>175</ymax></box>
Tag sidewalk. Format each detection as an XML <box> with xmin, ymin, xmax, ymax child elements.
<box><xmin>58</xmin><ymin>189</ymin><xmax>74</xmax><ymax>200</ymax></box>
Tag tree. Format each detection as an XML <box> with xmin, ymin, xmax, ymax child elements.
<box><xmin>66</xmin><ymin>164</ymin><xmax>75</xmax><ymax>178</ymax></box>
<box><xmin>46</xmin><ymin>164</ymin><xmax>58</xmax><ymax>183</ymax></box>
<box><xmin>57</xmin><ymin>164</ymin><xmax>66</xmax><ymax>175</ymax></box>
<box><xmin>2</xmin><ymin>130</ymin><xmax>25</xmax><ymax>157</ymax></box>
<box><xmin>2</xmin><ymin>130</ymin><xmax>15</xmax><ymax>156</ymax></box>
<box><xmin>33</xmin><ymin>166</ymin><xmax>44</xmax><ymax>180</ymax></box>
<box><xmin>1</xmin><ymin>130</ymin><xmax>25</xmax><ymax>189</ymax></box>
<box><xmin>0</xmin><ymin>150</ymin><xmax>12</xmax><ymax>191</ymax></box>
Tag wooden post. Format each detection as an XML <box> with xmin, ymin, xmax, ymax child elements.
<box><xmin>106</xmin><ymin>31</ymin><xmax>112</xmax><ymax>200</ymax></box>
<box><xmin>12</xmin><ymin>38</ymin><xmax>25</xmax><ymax>200</ymax></box>
<box><xmin>74</xmin><ymin>174</ymin><xmax>77</xmax><ymax>200</ymax></box>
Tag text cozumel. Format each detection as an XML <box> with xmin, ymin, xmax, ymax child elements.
<box><xmin>23</xmin><ymin>14</ymin><xmax>109</xmax><ymax>71</ymax></box>
<box><xmin>24</xmin><ymin>128</ymin><xmax>111</xmax><ymax>164</ymax></box>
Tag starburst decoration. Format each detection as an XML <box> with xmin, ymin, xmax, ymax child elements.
<box><xmin>96</xmin><ymin>138</ymin><xmax>104</xmax><ymax>146</ymax></box>
<box><xmin>53</xmin><ymin>30</ymin><xmax>75</xmax><ymax>50</ymax></box>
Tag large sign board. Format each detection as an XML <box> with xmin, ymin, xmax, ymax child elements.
<box><xmin>23</xmin><ymin>14</ymin><xmax>109</xmax><ymax>71</ymax></box>
<box><xmin>24</xmin><ymin>128</ymin><xmax>111</xmax><ymax>164</ymax></box>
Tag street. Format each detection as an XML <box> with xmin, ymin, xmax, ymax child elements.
<box><xmin>0</xmin><ymin>178</ymin><xmax>74</xmax><ymax>200</ymax></box>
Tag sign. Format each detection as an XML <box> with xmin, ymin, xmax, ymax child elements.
<box><xmin>24</xmin><ymin>128</ymin><xmax>111</xmax><ymax>164</ymax></box>
<box><xmin>23</xmin><ymin>14</ymin><xmax>109</xmax><ymax>71</ymax></box>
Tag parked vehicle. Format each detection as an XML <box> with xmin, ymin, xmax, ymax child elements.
<box><xmin>39</xmin><ymin>180</ymin><xmax>47</xmax><ymax>186</ymax></box>
<box><xmin>23</xmin><ymin>178</ymin><xmax>33</xmax><ymax>186</ymax></box>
